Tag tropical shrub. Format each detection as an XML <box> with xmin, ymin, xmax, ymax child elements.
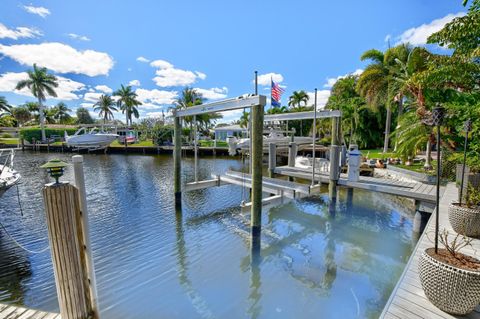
<box><xmin>20</xmin><ymin>127</ymin><xmax>78</xmax><ymax>143</ymax></box>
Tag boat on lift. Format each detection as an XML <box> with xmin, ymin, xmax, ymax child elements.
<box><xmin>65</xmin><ymin>127</ymin><xmax>119</xmax><ymax>149</ymax></box>
<box><xmin>295</xmin><ymin>156</ymin><xmax>330</xmax><ymax>173</ymax></box>
<box><xmin>0</xmin><ymin>149</ymin><xmax>20</xmax><ymax>195</ymax></box>
<box><xmin>226</xmin><ymin>128</ymin><xmax>313</xmax><ymax>156</ymax></box>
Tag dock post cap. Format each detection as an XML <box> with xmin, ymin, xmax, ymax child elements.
<box><xmin>72</xmin><ymin>155</ymin><xmax>84</xmax><ymax>163</ymax></box>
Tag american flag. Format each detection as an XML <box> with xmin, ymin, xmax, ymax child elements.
<box><xmin>271</xmin><ymin>79</ymin><xmax>285</xmax><ymax>107</ymax></box>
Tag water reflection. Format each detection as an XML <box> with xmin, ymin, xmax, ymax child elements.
<box><xmin>0</xmin><ymin>151</ymin><xmax>416</xmax><ymax>318</ymax></box>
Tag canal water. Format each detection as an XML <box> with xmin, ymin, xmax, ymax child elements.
<box><xmin>0</xmin><ymin>151</ymin><xmax>416</xmax><ymax>318</ymax></box>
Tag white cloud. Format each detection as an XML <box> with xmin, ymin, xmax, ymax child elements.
<box><xmin>194</xmin><ymin>87</ymin><xmax>228</xmax><ymax>100</ymax></box>
<box><xmin>149</xmin><ymin>59</ymin><xmax>206</xmax><ymax>87</ymax></box>
<box><xmin>0</xmin><ymin>42</ymin><xmax>114</xmax><ymax>77</ymax></box>
<box><xmin>68</xmin><ymin>33</ymin><xmax>90</xmax><ymax>41</ymax></box>
<box><xmin>397</xmin><ymin>12</ymin><xmax>465</xmax><ymax>46</ymax></box>
<box><xmin>80</xmin><ymin>103</ymin><xmax>94</xmax><ymax>108</ymax></box>
<box><xmin>137</xmin><ymin>56</ymin><xmax>150</xmax><ymax>63</ymax></box>
<box><xmin>196</xmin><ymin>71</ymin><xmax>207</xmax><ymax>80</ymax></box>
<box><xmin>219</xmin><ymin>109</ymin><xmax>244</xmax><ymax>123</ymax></box>
<box><xmin>135</xmin><ymin>88</ymin><xmax>178</xmax><ymax>106</ymax></box>
<box><xmin>23</xmin><ymin>5</ymin><xmax>50</xmax><ymax>18</ymax></box>
<box><xmin>83</xmin><ymin>92</ymin><xmax>103</xmax><ymax>103</ymax></box>
<box><xmin>150</xmin><ymin>59</ymin><xmax>173</xmax><ymax>69</ymax></box>
<box><xmin>0</xmin><ymin>72</ymin><xmax>85</xmax><ymax>100</ymax></box>
<box><xmin>153</xmin><ymin>68</ymin><xmax>199</xmax><ymax>87</ymax></box>
<box><xmin>128</xmin><ymin>79</ymin><xmax>140</xmax><ymax>86</ymax></box>
<box><xmin>0</xmin><ymin>23</ymin><xmax>42</xmax><ymax>40</ymax></box>
<box><xmin>306</xmin><ymin>90</ymin><xmax>331</xmax><ymax>110</ymax></box>
<box><xmin>146</xmin><ymin>111</ymin><xmax>166</xmax><ymax>118</ymax></box>
<box><xmin>324</xmin><ymin>69</ymin><xmax>363</xmax><ymax>88</ymax></box>
<box><xmin>257</xmin><ymin>73</ymin><xmax>284</xmax><ymax>86</ymax></box>
<box><xmin>95</xmin><ymin>85</ymin><xmax>113</xmax><ymax>94</ymax></box>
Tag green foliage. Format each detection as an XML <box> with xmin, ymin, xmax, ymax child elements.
<box><xmin>288</xmin><ymin>91</ymin><xmax>309</xmax><ymax>109</ymax></box>
<box><xmin>152</xmin><ymin>125</ymin><xmax>174</xmax><ymax>145</ymax></box>
<box><xmin>20</xmin><ymin>127</ymin><xmax>78</xmax><ymax>143</ymax></box>
<box><xmin>428</xmin><ymin>0</ymin><xmax>480</xmax><ymax>58</ymax></box>
<box><xmin>393</xmin><ymin>110</ymin><xmax>429</xmax><ymax>160</ymax></box>
<box><xmin>0</xmin><ymin>96</ymin><xmax>10</xmax><ymax>113</ymax></box>
<box><xmin>0</xmin><ymin>115</ymin><xmax>16</xmax><ymax>127</ymax></box>
<box><xmin>113</xmin><ymin>85</ymin><xmax>141</xmax><ymax>125</ymax></box>
<box><xmin>76</xmin><ymin>107</ymin><xmax>94</xmax><ymax>124</ymax></box>
<box><xmin>11</xmin><ymin>106</ymin><xmax>32</xmax><ymax>125</ymax></box>
<box><xmin>0</xmin><ymin>133</ymin><xmax>13</xmax><ymax>138</ymax></box>
<box><xmin>466</xmin><ymin>183</ymin><xmax>480</xmax><ymax>208</ymax></box>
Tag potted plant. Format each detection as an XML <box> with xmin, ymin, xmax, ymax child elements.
<box><xmin>449</xmin><ymin>184</ymin><xmax>480</xmax><ymax>237</ymax></box>
<box><xmin>419</xmin><ymin>230</ymin><xmax>480</xmax><ymax>315</ymax></box>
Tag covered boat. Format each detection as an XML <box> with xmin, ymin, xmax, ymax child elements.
<box><xmin>65</xmin><ymin>127</ymin><xmax>118</xmax><ymax>149</ymax></box>
<box><xmin>0</xmin><ymin>149</ymin><xmax>20</xmax><ymax>195</ymax></box>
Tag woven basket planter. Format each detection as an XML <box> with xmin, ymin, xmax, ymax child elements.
<box><xmin>448</xmin><ymin>203</ymin><xmax>480</xmax><ymax>238</ymax></box>
<box><xmin>419</xmin><ymin>248</ymin><xmax>480</xmax><ymax>315</ymax></box>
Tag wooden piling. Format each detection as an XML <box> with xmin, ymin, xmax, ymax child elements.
<box><xmin>43</xmin><ymin>182</ymin><xmax>93</xmax><ymax>319</ymax></box>
<box><xmin>268</xmin><ymin>143</ymin><xmax>276</xmax><ymax>178</ymax></box>
<box><xmin>72</xmin><ymin>156</ymin><xmax>99</xmax><ymax>319</ymax></box>
<box><xmin>173</xmin><ymin>114</ymin><xmax>182</xmax><ymax>206</ymax></box>
<box><xmin>288</xmin><ymin>142</ymin><xmax>297</xmax><ymax>182</ymax></box>
<box><xmin>329</xmin><ymin>117</ymin><xmax>340</xmax><ymax>200</ymax></box>
<box><xmin>250</xmin><ymin>103</ymin><xmax>264</xmax><ymax>238</ymax></box>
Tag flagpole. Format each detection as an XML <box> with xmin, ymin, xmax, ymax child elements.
<box><xmin>312</xmin><ymin>88</ymin><xmax>317</xmax><ymax>185</ymax></box>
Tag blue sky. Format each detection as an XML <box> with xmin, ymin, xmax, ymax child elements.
<box><xmin>0</xmin><ymin>0</ymin><xmax>466</xmax><ymax>123</ymax></box>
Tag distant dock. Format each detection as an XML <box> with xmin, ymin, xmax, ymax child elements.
<box><xmin>0</xmin><ymin>303</ymin><xmax>60</xmax><ymax>319</ymax></box>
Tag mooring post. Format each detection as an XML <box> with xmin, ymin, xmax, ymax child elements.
<box><xmin>42</xmin><ymin>181</ymin><xmax>94</xmax><ymax>319</ymax></box>
<box><xmin>268</xmin><ymin>143</ymin><xmax>276</xmax><ymax>178</ymax></box>
<box><xmin>251</xmin><ymin>103</ymin><xmax>264</xmax><ymax>241</ymax></box>
<box><xmin>288</xmin><ymin>142</ymin><xmax>297</xmax><ymax>182</ymax></box>
<box><xmin>72</xmin><ymin>155</ymin><xmax>99</xmax><ymax>319</ymax></box>
<box><xmin>329</xmin><ymin>117</ymin><xmax>340</xmax><ymax>200</ymax></box>
<box><xmin>174</xmin><ymin>114</ymin><xmax>182</xmax><ymax>207</ymax></box>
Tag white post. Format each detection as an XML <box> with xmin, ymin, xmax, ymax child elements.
<box><xmin>311</xmin><ymin>88</ymin><xmax>318</xmax><ymax>185</ymax></box>
<box><xmin>194</xmin><ymin>115</ymin><xmax>198</xmax><ymax>182</ymax></box>
<box><xmin>72</xmin><ymin>155</ymin><xmax>99</xmax><ymax>319</ymax></box>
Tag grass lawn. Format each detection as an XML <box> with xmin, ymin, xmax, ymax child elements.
<box><xmin>360</xmin><ymin>148</ymin><xmax>396</xmax><ymax>159</ymax></box>
<box><xmin>199</xmin><ymin>140</ymin><xmax>228</xmax><ymax>147</ymax></box>
<box><xmin>0</xmin><ymin>138</ymin><xmax>19</xmax><ymax>145</ymax></box>
<box><xmin>110</xmin><ymin>140</ymin><xmax>155</xmax><ymax>147</ymax></box>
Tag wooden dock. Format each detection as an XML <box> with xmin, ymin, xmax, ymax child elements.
<box><xmin>274</xmin><ymin>166</ymin><xmax>439</xmax><ymax>203</ymax></box>
<box><xmin>381</xmin><ymin>183</ymin><xmax>480</xmax><ymax>319</ymax></box>
<box><xmin>0</xmin><ymin>303</ymin><xmax>60</xmax><ymax>319</ymax></box>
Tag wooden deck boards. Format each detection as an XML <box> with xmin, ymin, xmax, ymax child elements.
<box><xmin>380</xmin><ymin>183</ymin><xmax>480</xmax><ymax>319</ymax></box>
<box><xmin>0</xmin><ymin>304</ymin><xmax>60</xmax><ymax>319</ymax></box>
<box><xmin>274</xmin><ymin>165</ymin><xmax>441</xmax><ymax>203</ymax></box>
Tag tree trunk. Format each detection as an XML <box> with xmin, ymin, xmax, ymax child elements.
<box><xmin>383</xmin><ymin>104</ymin><xmax>392</xmax><ymax>153</ymax></box>
<box><xmin>394</xmin><ymin>98</ymin><xmax>404</xmax><ymax>152</ymax></box>
<box><xmin>38</xmin><ymin>98</ymin><xmax>46</xmax><ymax>141</ymax></box>
<box><xmin>424</xmin><ymin>138</ymin><xmax>433</xmax><ymax>170</ymax></box>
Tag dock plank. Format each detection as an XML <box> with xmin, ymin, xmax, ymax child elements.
<box><xmin>0</xmin><ymin>304</ymin><xmax>59</xmax><ymax>319</ymax></box>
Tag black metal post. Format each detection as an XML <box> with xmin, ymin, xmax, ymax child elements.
<box><xmin>433</xmin><ymin>105</ymin><xmax>444</xmax><ymax>254</ymax></box>
<box><xmin>459</xmin><ymin>119</ymin><xmax>472</xmax><ymax>205</ymax></box>
<box><xmin>254</xmin><ymin>71</ymin><xmax>258</xmax><ymax>95</ymax></box>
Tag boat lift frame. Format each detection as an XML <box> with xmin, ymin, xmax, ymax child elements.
<box><xmin>173</xmin><ymin>94</ymin><xmax>267</xmax><ymax>237</ymax></box>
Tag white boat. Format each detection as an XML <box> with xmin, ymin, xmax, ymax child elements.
<box><xmin>0</xmin><ymin>149</ymin><xmax>20</xmax><ymax>195</ymax></box>
<box><xmin>295</xmin><ymin>156</ymin><xmax>330</xmax><ymax>173</ymax></box>
<box><xmin>65</xmin><ymin>127</ymin><xmax>119</xmax><ymax>149</ymax></box>
<box><xmin>226</xmin><ymin>129</ymin><xmax>314</xmax><ymax>156</ymax></box>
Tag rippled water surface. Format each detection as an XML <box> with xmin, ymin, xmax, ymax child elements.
<box><xmin>0</xmin><ymin>151</ymin><xmax>416</xmax><ymax>318</ymax></box>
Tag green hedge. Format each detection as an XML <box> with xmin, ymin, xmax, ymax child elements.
<box><xmin>20</xmin><ymin>127</ymin><xmax>78</xmax><ymax>143</ymax></box>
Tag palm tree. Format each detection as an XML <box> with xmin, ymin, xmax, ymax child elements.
<box><xmin>266</xmin><ymin>105</ymin><xmax>287</xmax><ymax>114</ymax></box>
<box><xmin>52</xmin><ymin>102</ymin><xmax>72</xmax><ymax>124</ymax></box>
<box><xmin>93</xmin><ymin>94</ymin><xmax>117</xmax><ymax>124</ymax></box>
<box><xmin>288</xmin><ymin>91</ymin><xmax>309</xmax><ymax>109</ymax></box>
<box><xmin>0</xmin><ymin>96</ymin><xmax>10</xmax><ymax>113</ymax></box>
<box><xmin>15</xmin><ymin>64</ymin><xmax>58</xmax><ymax>141</ymax></box>
<box><xmin>113</xmin><ymin>85</ymin><xmax>141</xmax><ymax>126</ymax></box>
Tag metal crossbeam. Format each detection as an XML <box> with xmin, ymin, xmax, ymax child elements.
<box><xmin>264</xmin><ymin>110</ymin><xmax>341</xmax><ymax>121</ymax></box>
<box><xmin>174</xmin><ymin>95</ymin><xmax>267</xmax><ymax>117</ymax></box>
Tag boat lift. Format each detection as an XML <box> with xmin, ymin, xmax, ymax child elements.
<box><xmin>174</xmin><ymin>90</ymin><xmax>343</xmax><ymax>228</ymax></box>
